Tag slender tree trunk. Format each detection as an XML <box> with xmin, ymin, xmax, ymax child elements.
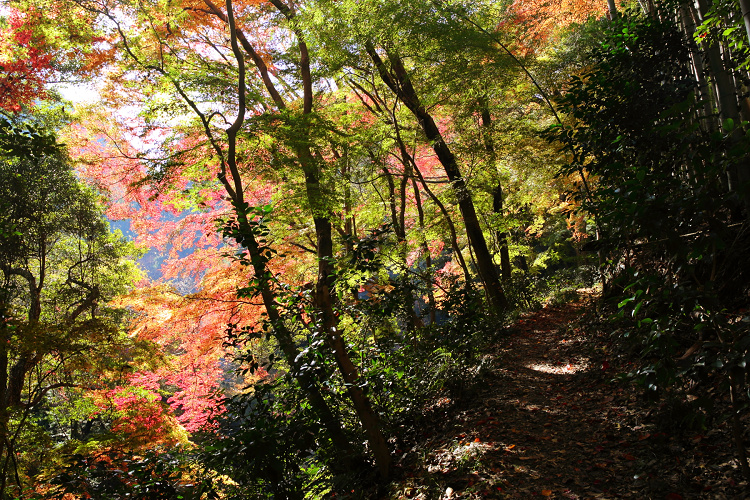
<box><xmin>492</xmin><ymin>184</ymin><xmax>512</xmax><ymax>279</ymax></box>
<box><xmin>695</xmin><ymin>0</ymin><xmax>749</xmax><ymax>195</ymax></box>
<box><xmin>270</xmin><ymin>0</ymin><xmax>392</xmax><ymax>475</ymax></box>
<box><xmin>398</xmin><ymin>160</ymin><xmax>409</xmax><ymax>239</ymax></box>
<box><xmin>680</xmin><ymin>4</ymin><xmax>716</xmax><ymax>134</ymax></box>
<box><xmin>386</xmin><ymin>132</ymin><xmax>425</xmax><ymax>329</ymax></box>
<box><xmin>342</xmin><ymin>160</ymin><xmax>355</xmax><ymax>254</ymax></box>
<box><xmin>236</xmin><ymin>221</ymin><xmax>356</xmax><ymax>460</ymax></box>
<box><xmin>210</xmin><ymin>0</ymin><xmax>365</xmax><ymax>469</ymax></box>
<box><xmin>412</xmin><ymin>177</ymin><xmax>437</xmax><ymax>324</ymax></box>
<box><xmin>382</xmin><ymin>165</ymin><xmax>403</xmax><ymax>239</ymax></box>
<box><xmin>398</xmin><ymin>133</ymin><xmax>471</xmax><ymax>281</ymax></box>
<box><xmin>607</xmin><ymin>0</ymin><xmax>619</xmax><ymax>19</ymax></box>
<box><xmin>390</xmin><ymin>108</ymin><xmax>472</xmax><ymax>282</ymax></box>
<box><xmin>478</xmin><ymin>102</ymin><xmax>512</xmax><ymax>279</ymax></box>
<box><xmin>740</xmin><ymin>0</ymin><xmax>750</xmax><ymax>49</ymax></box>
<box><xmin>214</xmin><ymin>0</ymin><xmax>393</xmax><ymax>477</ymax></box>
<box><xmin>367</xmin><ymin>45</ymin><xmax>507</xmax><ymax>311</ymax></box>
<box><xmin>299</xmin><ymin>144</ymin><xmax>391</xmax><ymax>477</ymax></box>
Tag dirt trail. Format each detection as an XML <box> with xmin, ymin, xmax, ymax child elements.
<box><xmin>386</xmin><ymin>297</ymin><xmax>748</xmax><ymax>499</ymax></box>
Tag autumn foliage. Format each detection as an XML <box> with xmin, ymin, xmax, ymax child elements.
<box><xmin>503</xmin><ymin>0</ymin><xmax>606</xmax><ymax>54</ymax></box>
<box><xmin>8</xmin><ymin>0</ymin><xmax>750</xmax><ymax>497</ymax></box>
<box><xmin>0</xmin><ymin>8</ymin><xmax>53</xmax><ymax>111</ymax></box>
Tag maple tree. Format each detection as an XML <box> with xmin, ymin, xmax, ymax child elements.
<box><xmin>66</xmin><ymin>107</ymin><xmax>268</xmax><ymax>434</ymax></box>
<box><xmin>0</xmin><ymin>1</ymin><xmax>113</xmax><ymax>113</ymax></box>
<box><xmin>65</xmin><ymin>0</ymin><xmax>399</xmax><ymax>477</ymax></box>
<box><xmin>0</xmin><ymin>8</ymin><xmax>52</xmax><ymax>112</ymax></box>
<box><xmin>13</xmin><ymin>0</ymin><xmax>750</xmax><ymax>496</ymax></box>
<box><xmin>45</xmin><ymin>0</ymin><xmax>595</xmax><ymax>486</ymax></box>
<box><xmin>503</xmin><ymin>0</ymin><xmax>607</xmax><ymax>56</ymax></box>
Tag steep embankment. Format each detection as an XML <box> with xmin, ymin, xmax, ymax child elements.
<box><xmin>384</xmin><ymin>294</ymin><xmax>748</xmax><ymax>499</ymax></box>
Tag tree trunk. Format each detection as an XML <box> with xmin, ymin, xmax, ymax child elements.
<box><xmin>694</xmin><ymin>0</ymin><xmax>749</xmax><ymax>196</ymax></box>
<box><xmin>219</xmin><ymin>0</ymin><xmax>392</xmax><ymax>477</ymax></box>
<box><xmin>479</xmin><ymin>102</ymin><xmax>512</xmax><ymax>280</ymax></box>
<box><xmin>388</xmin><ymin>136</ymin><xmax>424</xmax><ymax>329</ymax></box>
<box><xmin>299</xmin><ymin>136</ymin><xmax>391</xmax><ymax>475</ymax></box>
<box><xmin>235</xmin><ymin>220</ymin><xmax>357</xmax><ymax>461</ymax></box>
<box><xmin>273</xmin><ymin>0</ymin><xmax>393</xmax><ymax>474</ymax></box>
<box><xmin>382</xmin><ymin>165</ymin><xmax>404</xmax><ymax>239</ymax></box>
<box><xmin>740</xmin><ymin>0</ymin><xmax>750</xmax><ymax>50</ymax></box>
<box><xmin>310</xmin><ymin>207</ymin><xmax>392</xmax><ymax>479</ymax></box>
<box><xmin>679</xmin><ymin>4</ymin><xmax>717</xmax><ymax>136</ymax></box>
<box><xmin>401</xmin><ymin>135</ymin><xmax>471</xmax><ymax>281</ymax></box>
<box><xmin>492</xmin><ymin>184</ymin><xmax>512</xmax><ymax>279</ymax></box>
<box><xmin>367</xmin><ymin>45</ymin><xmax>507</xmax><ymax>312</ymax></box>
<box><xmin>607</xmin><ymin>0</ymin><xmax>619</xmax><ymax>19</ymax></box>
<box><xmin>412</xmin><ymin>176</ymin><xmax>437</xmax><ymax>324</ymax></box>
<box><xmin>210</xmin><ymin>0</ymin><xmax>367</xmax><ymax>469</ymax></box>
<box><xmin>342</xmin><ymin>160</ymin><xmax>355</xmax><ymax>254</ymax></box>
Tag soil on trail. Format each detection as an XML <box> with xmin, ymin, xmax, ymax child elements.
<box><xmin>384</xmin><ymin>295</ymin><xmax>749</xmax><ymax>499</ymax></box>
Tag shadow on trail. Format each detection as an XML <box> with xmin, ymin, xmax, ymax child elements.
<box><xmin>387</xmin><ymin>300</ymin><xmax>747</xmax><ymax>499</ymax></box>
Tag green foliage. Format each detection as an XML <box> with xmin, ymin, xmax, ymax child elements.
<box><xmin>503</xmin><ymin>269</ymin><xmax>592</xmax><ymax>312</ymax></box>
<box><xmin>40</xmin><ymin>446</ymin><xmax>215</xmax><ymax>500</ymax></box>
<box><xmin>695</xmin><ymin>0</ymin><xmax>750</xmax><ymax>68</ymax></box>
<box><xmin>354</xmin><ymin>277</ymin><xmax>501</xmax><ymax>427</ymax></box>
<box><xmin>614</xmin><ymin>268</ymin><xmax>750</xmax><ymax>394</ymax></box>
<box><xmin>546</xmin><ymin>10</ymin><xmax>739</xmax><ymax>280</ymax></box>
<box><xmin>548</xmin><ymin>10</ymin><xmax>750</xmax><ymax>445</ymax></box>
<box><xmin>214</xmin><ymin>262</ymin><xmax>506</xmax><ymax>495</ymax></box>
<box><xmin>0</xmin><ymin>116</ymin><xmax>62</xmax><ymax>160</ymax></box>
<box><xmin>307</xmin><ymin>0</ymin><xmax>510</xmax><ymax>82</ymax></box>
<box><xmin>546</xmin><ymin>12</ymin><xmax>718</xmax><ymax>228</ymax></box>
<box><xmin>199</xmin><ymin>383</ymin><xmax>334</xmax><ymax>500</ymax></box>
<box><xmin>0</xmin><ymin>114</ymin><xmax>147</xmax><ymax>497</ymax></box>
<box><xmin>220</xmin><ymin>203</ymin><xmax>277</xmax><ymax>297</ymax></box>
<box><xmin>537</xmin><ymin>17</ymin><xmax>613</xmax><ymax>95</ymax></box>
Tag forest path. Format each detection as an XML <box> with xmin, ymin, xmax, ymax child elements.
<box><xmin>385</xmin><ymin>294</ymin><xmax>746</xmax><ymax>499</ymax></box>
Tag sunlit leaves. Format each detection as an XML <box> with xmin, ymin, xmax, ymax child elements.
<box><xmin>503</xmin><ymin>0</ymin><xmax>606</xmax><ymax>56</ymax></box>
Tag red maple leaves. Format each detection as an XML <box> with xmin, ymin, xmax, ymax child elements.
<box><xmin>0</xmin><ymin>8</ymin><xmax>53</xmax><ymax>111</ymax></box>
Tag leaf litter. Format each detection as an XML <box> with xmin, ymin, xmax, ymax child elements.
<box><xmin>380</xmin><ymin>292</ymin><xmax>749</xmax><ymax>499</ymax></box>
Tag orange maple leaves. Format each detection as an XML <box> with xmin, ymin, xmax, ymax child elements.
<box><xmin>503</xmin><ymin>0</ymin><xmax>606</xmax><ymax>55</ymax></box>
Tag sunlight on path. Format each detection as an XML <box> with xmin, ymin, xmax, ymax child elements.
<box><xmin>526</xmin><ymin>360</ymin><xmax>590</xmax><ymax>375</ymax></box>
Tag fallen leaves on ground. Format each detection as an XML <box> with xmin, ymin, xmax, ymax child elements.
<box><xmin>381</xmin><ymin>292</ymin><xmax>749</xmax><ymax>499</ymax></box>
